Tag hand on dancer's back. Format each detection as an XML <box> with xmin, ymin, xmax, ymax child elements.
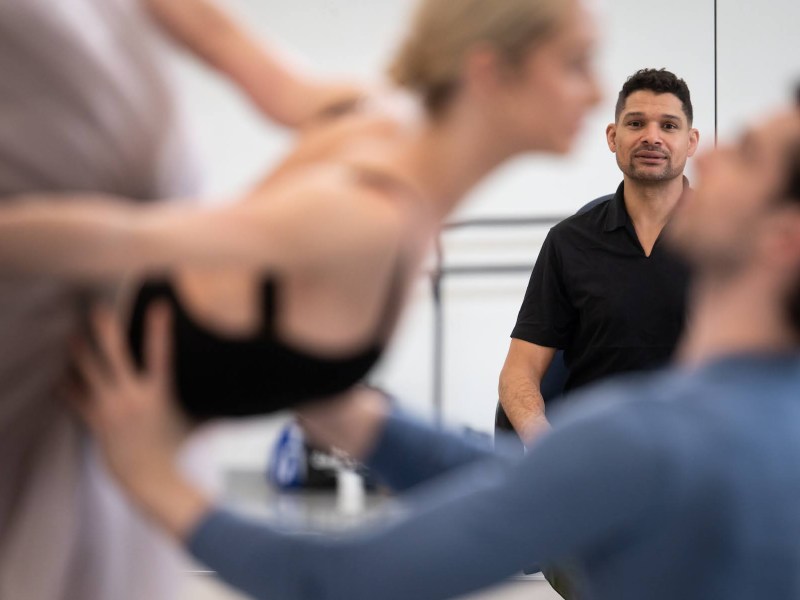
<box><xmin>70</xmin><ymin>303</ymin><xmax>189</xmax><ymax>493</ymax></box>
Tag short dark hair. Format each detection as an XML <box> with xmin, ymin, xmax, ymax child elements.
<box><xmin>615</xmin><ymin>68</ymin><xmax>694</xmax><ymax>124</ymax></box>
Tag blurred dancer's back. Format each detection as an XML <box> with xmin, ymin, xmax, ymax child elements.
<box><xmin>0</xmin><ymin>1</ymin><xmax>201</xmax><ymax>598</ymax></box>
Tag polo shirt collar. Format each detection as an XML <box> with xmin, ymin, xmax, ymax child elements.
<box><xmin>604</xmin><ymin>177</ymin><xmax>691</xmax><ymax>233</ymax></box>
<box><xmin>603</xmin><ymin>181</ymin><xmax>628</xmax><ymax>233</ymax></box>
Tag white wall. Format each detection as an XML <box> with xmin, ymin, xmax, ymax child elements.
<box><xmin>716</xmin><ymin>0</ymin><xmax>800</xmax><ymax>142</ymax></box>
<box><xmin>161</xmin><ymin>0</ymin><xmax>798</xmax><ymax>469</ymax></box>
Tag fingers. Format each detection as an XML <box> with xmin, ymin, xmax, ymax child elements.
<box><xmin>62</xmin><ymin>376</ymin><xmax>102</xmax><ymax>433</ymax></box>
<box><xmin>90</xmin><ymin>304</ymin><xmax>134</xmax><ymax>383</ymax></box>
<box><xmin>67</xmin><ymin>335</ymin><xmax>115</xmax><ymax>433</ymax></box>
<box><xmin>72</xmin><ymin>337</ymin><xmax>111</xmax><ymax>396</ymax></box>
<box><xmin>69</xmin><ymin>306</ymin><xmax>134</xmax><ymax>431</ymax></box>
<box><xmin>145</xmin><ymin>302</ymin><xmax>173</xmax><ymax>384</ymax></box>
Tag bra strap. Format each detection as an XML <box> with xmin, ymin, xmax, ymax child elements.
<box><xmin>261</xmin><ymin>278</ymin><xmax>278</xmax><ymax>334</ymax></box>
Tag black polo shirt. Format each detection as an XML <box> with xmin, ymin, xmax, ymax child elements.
<box><xmin>511</xmin><ymin>181</ymin><xmax>690</xmax><ymax>393</ymax></box>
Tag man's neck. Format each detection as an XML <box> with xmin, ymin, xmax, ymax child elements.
<box><xmin>623</xmin><ymin>175</ymin><xmax>686</xmax><ymax>255</ymax></box>
<box><xmin>677</xmin><ymin>269</ymin><xmax>797</xmax><ymax>367</ymax></box>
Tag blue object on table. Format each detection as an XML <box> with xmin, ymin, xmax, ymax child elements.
<box><xmin>267</xmin><ymin>421</ymin><xmax>307</xmax><ymax>489</ymax></box>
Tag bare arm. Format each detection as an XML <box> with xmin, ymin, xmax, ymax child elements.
<box><xmin>0</xmin><ymin>184</ymin><xmax>398</xmax><ymax>279</ymax></box>
<box><xmin>498</xmin><ymin>339</ymin><xmax>556</xmax><ymax>444</ymax></box>
<box><xmin>143</xmin><ymin>0</ymin><xmax>365</xmax><ymax>128</ymax></box>
<box><xmin>298</xmin><ymin>388</ymin><xmax>391</xmax><ymax>463</ymax></box>
<box><xmin>0</xmin><ymin>194</ymin><xmax>277</xmax><ymax>279</ymax></box>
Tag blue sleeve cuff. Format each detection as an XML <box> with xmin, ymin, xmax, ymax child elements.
<box><xmin>363</xmin><ymin>408</ymin><xmax>500</xmax><ymax>491</ymax></box>
<box><xmin>187</xmin><ymin>507</ymin><xmax>239</xmax><ymax>564</ymax></box>
<box><xmin>363</xmin><ymin>408</ymin><xmax>420</xmax><ymax>475</ymax></box>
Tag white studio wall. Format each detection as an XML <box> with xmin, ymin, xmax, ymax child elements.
<box><xmin>161</xmin><ymin>0</ymin><xmax>797</xmax><ymax>469</ymax></box>
<box><xmin>164</xmin><ymin>0</ymin><xmax>413</xmax><ymax>199</ymax></box>
<box><xmin>716</xmin><ymin>0</ymin><xmax>800</xmax><ymax>142</ymax></box>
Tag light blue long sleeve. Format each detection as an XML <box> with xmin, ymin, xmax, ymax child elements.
<box><xmin>189</xmin><ymin>407</ymin><xmax>669</xmax><ymax>600</ymax></box>
<box><xmin>365</xmin><ymin>409</ymin><xmax>515</xmax><ymax>491</ymax></box>
<box><xmin>188</xmin><ymin>355</ymin><xmax>800</xmax><ymax>600</ymax></box>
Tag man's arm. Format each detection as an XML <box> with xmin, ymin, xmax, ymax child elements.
<box><xmin>499</xmin><ymin>339</ymin><xmax>556</xmax><ymax>444</ymax></box>
<box><xmin>299</xmin><ymin>389</ymin><xmax>506</xmax><ymax>492</ymax></box>
<box><xmin>188</xmin><ymin>403</ymin><xmax>671</xmax><ymax>600</ymax></box>
<box><xmin>143</xmin><ymin>0</ymin><xmax>364</xmax><ymax>128</ymax></box>
<box><xmin>501</xmin><ymin>228</ymin><xmax>575</xmax><ymax>444</ymax></box>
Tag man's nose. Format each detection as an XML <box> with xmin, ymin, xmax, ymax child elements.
<box><xmin>641</xmin><ymin>123</ymin><xmax>664</xmax><ymax>146</ymax></box>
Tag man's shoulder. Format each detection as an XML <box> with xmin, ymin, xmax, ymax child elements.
<box><xmin>549</xmin><ymin>193</ymin><xmax>615</xmax><ymax>238</ymax></box>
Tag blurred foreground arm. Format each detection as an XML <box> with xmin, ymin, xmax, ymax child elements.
<box><xmin>190</xmin><ymin>405</ymin><xmax>669</xmax><ymax>600</ymax></box>
<box><xmin>144</xmin><ymin>0</ymin><xmax>365</xmax><ymax>127</ymax></box>
<box><xmin>0</xmin><ymin>181</ymin><xmax>392</xmax><ymax>278</ymax></box>
<box><xmin>299</xmin><ymin>389</ymin><xmax>504</xmax><ymax>491</ymax></box>
<box><xmin>0</xmin><ymin>195</ymin><xmax>278</xmax><ymax>278</ymax></box>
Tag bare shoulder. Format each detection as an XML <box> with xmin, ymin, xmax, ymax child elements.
<box><xmin>239</xmin><ymin>163</ymin><xmax>413</xmax><ymax>269</ymax></box>
<box><xmin>223</xmin><ymin>89</ymin><xmax>425</xmax><ymax>271</ymax></box>
<box><xmin>277</xmin><ymin>108</ymin><xmax>407</xmax><ymax>173</ymax></box>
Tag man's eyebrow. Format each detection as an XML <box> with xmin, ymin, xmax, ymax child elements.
<box><xmin>622</xmin><ymin>110</ymin><xmax>683</xmax><ymax>121</ymax></box>
<box><xmin>622</xmin><ymin>111</ymin><xmax>684</xmax><ymax>122</ymax></box>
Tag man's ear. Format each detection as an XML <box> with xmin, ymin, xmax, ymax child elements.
<box><xmin>687</xmin><ymin>128</ymin><xmax>700</xmax><ymax>158</ymax></box>
<box><xmin>606</xmin><ymin>123</ymin><xmax>617</xmax><ymax>153</ymax></box>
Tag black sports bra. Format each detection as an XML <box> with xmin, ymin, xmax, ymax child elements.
<box><xmin>127</xmin><ymin>270</ymin><xmax>403</xmax><ymax>421</ymax></box>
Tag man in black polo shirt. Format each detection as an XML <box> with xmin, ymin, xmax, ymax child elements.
<box><xmin>498</xmin><ymin>69</ymin><xmax>698</xmax><ymax>446</ymax></box>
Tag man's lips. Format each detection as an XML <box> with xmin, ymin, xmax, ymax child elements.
<box><xmin>635</xmin><ymin>151</ymin><xmax>668</xmax><ymax>161</ymax></box>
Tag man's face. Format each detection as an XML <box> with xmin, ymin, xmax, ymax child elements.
<box><xmin>667</xmin><ymin>108</ymin><xmax>800</xmax><ymax>270</ymax></box>
<box><xmin>607</xmin><ymin>90</ymin><xmax>699</xmax><ymax>183</ymax></box>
